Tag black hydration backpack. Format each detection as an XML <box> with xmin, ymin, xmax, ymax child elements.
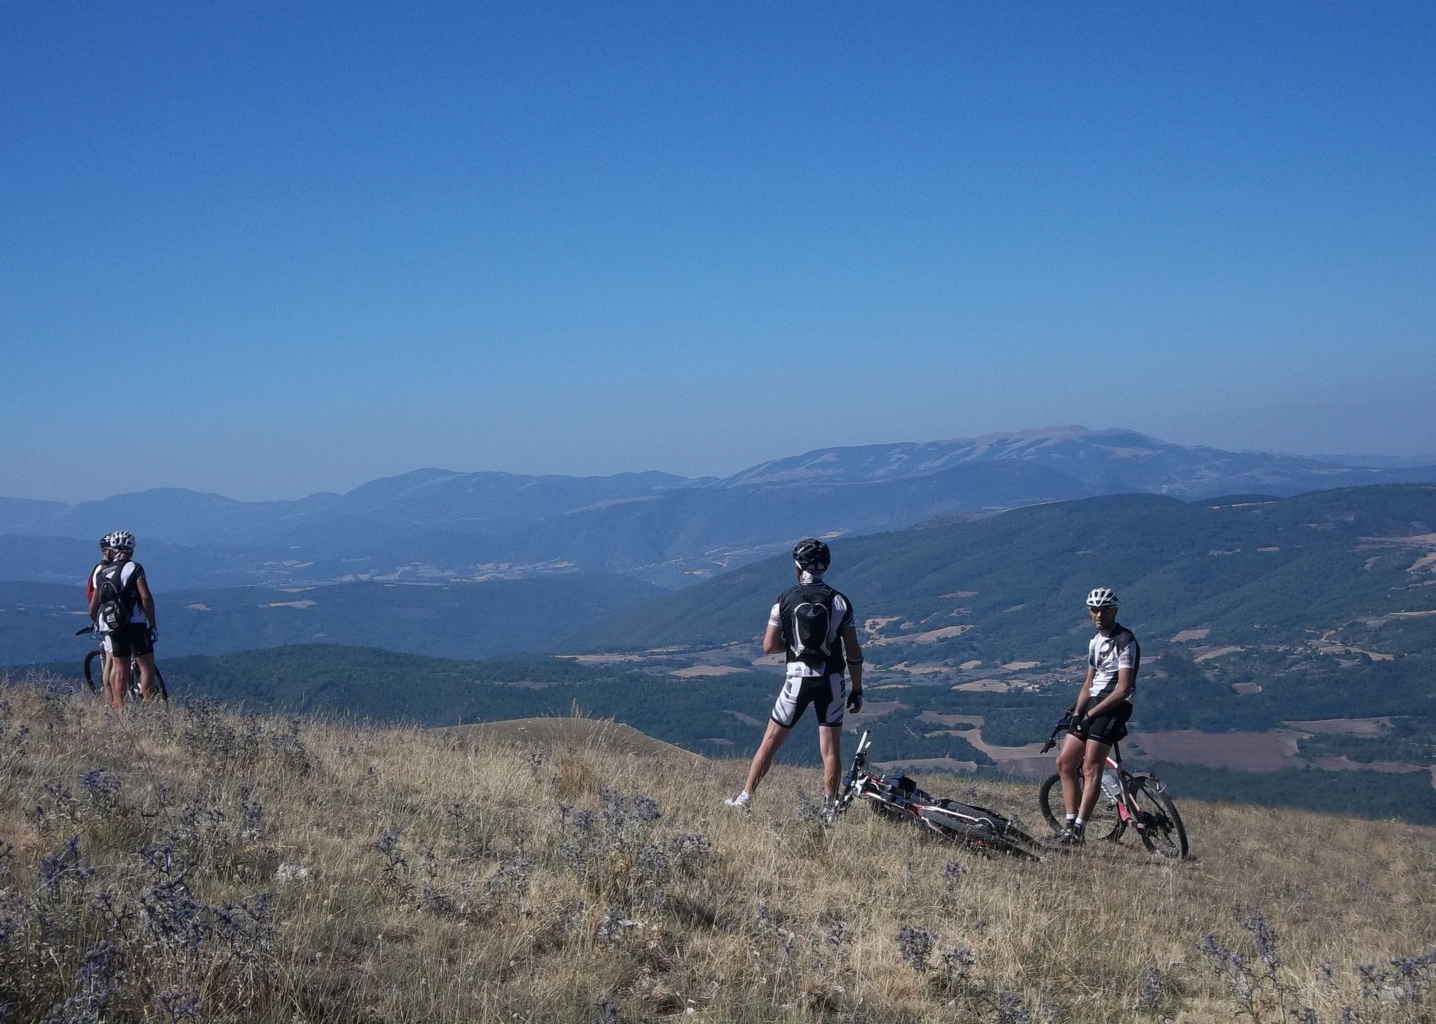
<box><xmin>95</xmin><ymin>562</ymin><xmax>137</xmax><ymax>632</ymax></box>
<box><xmin>785</xmin><ymin>583</ymin><xmax>837</xmax><ymax>669</ymax></box>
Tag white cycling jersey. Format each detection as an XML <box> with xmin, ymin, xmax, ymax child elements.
<box><xmin>1088</xmin><ymin>624</ymin><xmax>1139</xmax><ymax>704</ymax></box>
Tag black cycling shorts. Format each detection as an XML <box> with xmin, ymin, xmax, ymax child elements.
<box><xmin>771</xmin><ymin>673</ymin><xmax>845</xmax><ymax>729</ymax></box>
<box><xmin>104</xmin><ymin>623</ymin><xmax>154</xmax><ymax>659</ymax></box>
<box><xmin>1071</xmin><ymin>702</ymin><xmax>1131</xmax><ymax>747</ymax></box>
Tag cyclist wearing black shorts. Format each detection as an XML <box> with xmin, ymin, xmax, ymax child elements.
<box><xmin>87</xmin><ymin>530</ymin><xmax>158</xmax><ymax>707</ymax></box>
<box><xmin>1049</xmin><ymin>587</ymin><xmax>1139</xmax><ymax>846</ymax></box>
<box><xmin>725</xmin><ymin>539</ymin><xmax>864</xmax><ymax>819</ymax></box>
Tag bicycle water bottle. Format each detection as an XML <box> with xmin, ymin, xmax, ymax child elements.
<box><xmin>1100</xmin><ymin>769</ymin><xmax>1121</xmax><ymax>801</ymax></box>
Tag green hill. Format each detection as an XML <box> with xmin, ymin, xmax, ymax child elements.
<box><xmin>563</xmin><ymin>486</ymin><xmax>1436</xmax><ymax>662</ymax></box>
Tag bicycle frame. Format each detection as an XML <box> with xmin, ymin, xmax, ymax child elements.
<box><xmin>837</xmin><ymin>729</ymin><xmax>1039</xmax><ymax>858</ymax></box>
<box><xmin>1043</xmin><ymin>713</ymin><xmax>1161</xmax><ymax>842</ymax></box>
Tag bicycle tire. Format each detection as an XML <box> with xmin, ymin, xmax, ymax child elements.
<box><xmin>127</xmin><ymin>662</ymin><xmax>169</xmax><ymax>703</ymax></box>
<box><xmin>82</xmin><ymin>649</ymin><xmax>102</xmax><ymax>693</ymax></box>
<box><xmin>1129</xmin><ymin>778</ymin><xmax>1187</xmax><ymax>859</ymax></box>
<box><xmin>925</xmin><ymin>814</ymin><xmax>1041</xmax><ymax>861</ymax></box>
<box><xmin>1037</xmin><ymin>772</ymin><xmax>1123</xmax><ymax>841</ymax></box>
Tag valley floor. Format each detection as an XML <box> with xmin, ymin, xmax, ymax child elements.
<box><xmin>2</xmin><ymin>673</ymin><xmax>1434</xmax><ymax>1023</ymax></box>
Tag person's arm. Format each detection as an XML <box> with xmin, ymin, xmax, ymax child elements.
<box><xmin>763</xmin><ymin>623</ymin><xmax>785</xmax><ymax>654</ymax></box>
<box><xmin>88</xmin><ymin>585</ymin><xmax>100</xmax><ymax>622</ymax></box>
<box><xmin>136</xmin><ymin>575</ymin><xmax>157</xmax><ymax>631</ymax></box>
<box><xmin>1084</xmin><ymin>666</ymin><xmax>1134</xmax><ymax>720</ymax></box>
<box><xmin>840</xmin><ymin>626</ymin><xmax>863</xmax><ymax>692</ymax></box>
<box><xmin>841</xmin><ymin>625</ymin><xmax>864</xmax><ymax>712</ymax></box>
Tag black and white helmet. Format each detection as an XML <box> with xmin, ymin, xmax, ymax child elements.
<box><xmin>1085</xmin><ymin>587</ymin><xmax>1118</xmax><ymax>609</ymax></box>
<box><xmin>792</xmin><ymin>537</ymin><xmax>831</xmax><ymax>572</ymax></box>
<box><xmin>103</xmin><ymin>530</ymin><xmax>136</xmax><ymax>553</ymax></box>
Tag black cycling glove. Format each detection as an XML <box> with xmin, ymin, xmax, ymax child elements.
<box><xmin>1073</xmin><ymin>713</ymin><xmax>1092</xmax><ymax>739</ymax></box>
<box><xmin>846</xmin><ymin>690</ymin><xmax>863</xmax><ymax>714</ymax></box>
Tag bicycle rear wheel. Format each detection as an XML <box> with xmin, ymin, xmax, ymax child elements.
<box><xmin>1129</xmin><ymin>778</ymin><xmax>1187</xmax><ymax>859</ymax></box>
<box><xmin>82</xmin><ymin>649</ymin><xmax>102</xmax><ymax>692</ymax></box>
<box><xmin>1037</xmin><ymin>772</ymin><xmax>1123</xmax><ymax>841</ymax></box>
<box><xmin>126</xmin><ymin>658</ymin><xmax>169</xmax><ymax>703</ymax></box>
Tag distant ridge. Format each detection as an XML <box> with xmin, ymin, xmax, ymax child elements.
<box><xmin>3</xmin><ymin>427</ymin><xmax>1434</xmax><ymax>589</ymax></box>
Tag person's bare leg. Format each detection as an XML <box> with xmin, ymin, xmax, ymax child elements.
<box><xmin>818</xmin><ymin>725</ymin><xmax>842</xmax><ymax>798</ymax></box>
<box><xmin>135</xmin><ymin>652</ymin><xmax>157</xmax><ymax>700</ymax></box>
<box><xmin>106</xmin><ymin>652</ymin><xmax>128</xmax><ymax>708</ymax></box>
<box><xmin>1077</xmin><ymin>741</ymin><xmax>1111</xmax><ymax>822</ymax></box>
<box><xmin>1056</xmin><ymin>733</ymin><xmax>1085</xmax><ymax>817</ymax></box>
<box><xmin>743</xmin><ymin>719</ymin><xmax>792</xmax><ymax>796</ymax></box>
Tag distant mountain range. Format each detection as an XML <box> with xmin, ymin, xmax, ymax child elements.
<box><xmin>4</xmin><ymin>426</ymin><xmax>1435</xmax><ymax>590</ymax></box>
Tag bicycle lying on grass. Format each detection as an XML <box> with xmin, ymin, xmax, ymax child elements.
<box><xmin>1036</xmin><ymin>711</ymin><xmax>1186</xmax><ymax>859</ymax></box>
<box><xmin>75</xmin><ymin>625</ymin><xmax>168</xmax><ymax>702</ymax></box>
<box><xmin>834</xmin><ymin>729</ymin><xmax>1041</xmax><ymax>859</ymax></box>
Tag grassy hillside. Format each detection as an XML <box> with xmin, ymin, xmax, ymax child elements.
<box><xmin>0</xmin><ymin>573</ymin><xmax>667</xmax><ymax>664</ymax></box>
<box><xmin>1</xmin><ymin>677</ymin><xmax>1433</xmax><ymax>1023</ymax></box>
<box><xmin>15</xmin><ymin>643</ymin><xmax>1436</xmax><ymax>825</ymax></box>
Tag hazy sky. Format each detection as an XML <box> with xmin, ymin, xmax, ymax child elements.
<box><xmin>3</xmin><ymin>2</ymin><xmax>1433</xmax><ymax>502</ymax></box>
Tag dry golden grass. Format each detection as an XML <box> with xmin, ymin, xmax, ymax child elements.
<box><xmin>1</xmin><ymin>675</ymin><xmax>1434</xmax><ymax>1023</ymax></box>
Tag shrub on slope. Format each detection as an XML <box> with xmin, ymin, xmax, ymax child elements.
<box><xmin>1</xmin><ymin>675</ymin><xmax>1434</xmax><ymax>1022</ymax></box>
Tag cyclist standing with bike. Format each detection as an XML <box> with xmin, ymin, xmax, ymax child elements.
<box><xmin>724</xmin><ymin>538</ymin><xmax>864</xmax><ymax>822</ymax></box>
<box><xmin>1048</xmin><ymin>587</ymin><xmax>1138</xmax><ymax>847</ymax></box>
<box><xmin>87</xmin><ymin>531</ymin><xmax>158</xmax><ymax>707</ymax></box>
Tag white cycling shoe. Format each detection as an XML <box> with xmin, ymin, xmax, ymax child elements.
<box><xmin>723</xmin><ymin>791</ymin><xmax>752</xmax><ymax>812</ymax></box>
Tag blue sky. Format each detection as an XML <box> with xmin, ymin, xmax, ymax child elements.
<box><xmin>3</xmin><ymin>2</ymin><xmax>1433</xmax><ymax>501</ymax></box>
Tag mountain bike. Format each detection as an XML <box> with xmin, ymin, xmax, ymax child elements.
<box><xmin>76</xmin><ymin>625</ymin><xmax>168</xmax><ymax>702</ymax></box>
<box><xmin>835</xmin><ymin>729</ymin><xmax>1040</xmax><ymax>859</ymax></box>
<box><xmin>1036</xmin><ymin>712</ymin><xmax>1186</xmax><ymax>859</ymax></box>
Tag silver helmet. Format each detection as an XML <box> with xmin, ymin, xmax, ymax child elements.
<box><xmin>1085</xmin><ymin>587</ymin><xmax>1118</xmax><ymax>609</ymax></box>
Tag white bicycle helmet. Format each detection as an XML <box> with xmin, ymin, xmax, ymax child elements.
<box><xmin>1085</xmin><ymin>587</ymin><xmax>1118</xmax><ymax>609</ymax></box>
<box><xmin>103</xmin><ymin>530</ymin><xmax>136</xmax><ymax>553</ymax></box>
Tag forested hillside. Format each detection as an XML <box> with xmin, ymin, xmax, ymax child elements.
<box><xmin>0</xmin><ymin>574</ymin><xmax>664</xmax><ymax>664</ymax></box>
<box><xmin>567</xmin><ymin>485</ymin><xmax>1436</xmax><ymax>663</ymax></box>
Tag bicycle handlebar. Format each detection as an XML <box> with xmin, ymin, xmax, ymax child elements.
<box><xmin>75</xmin><ymin>625</ymin><xmax>94</xmax><ymax>637</ymax></box>
<box><xmin>1039</xmin><ymin>711</ymin><xmax>1074</xmax><ymax>754</ymax></box>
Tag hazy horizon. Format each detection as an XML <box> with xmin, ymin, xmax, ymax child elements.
<box><xmin>5</xmin><ymin>424</ymin><xmax>1436</xmax><ymax>506</ymax></box>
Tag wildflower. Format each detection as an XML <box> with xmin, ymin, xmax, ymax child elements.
<box><xmin>896</xmin><ymin>925</ymin><xmax>934</xmax><ymax>972</ymax></box>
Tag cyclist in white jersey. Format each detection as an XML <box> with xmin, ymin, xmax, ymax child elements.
<box><xmin>1048</xmin><ymin>587</ymin><xmax>1139</xmax><ymax>846</ymax></box>
<box><xmin>724</xmin><ymin>539</ymin><xmax>864</xmax><ymax>820</ymax></box>
<box><xmin>88</xmin><ymin>531</ymin><xmax>159</xmax><ymax>707</ymax></box>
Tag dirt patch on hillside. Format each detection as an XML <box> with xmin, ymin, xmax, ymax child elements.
<box><xmin>670</xmin><ymin>665</ymin><xmax>749</xmax><ymax>678</ymax></box>
<box><xmin>1284</xmin><ymin>717</ymin><xmax>1392</xmax><ymax>736</ymax></box>
<box><xmin>918</xmin><ymin>712</ymin><xmax>983</xmax><ymax>728</ymax></box>
<box><xmin>867</xmin><ymin>624</ymin><xmax>973</xmax><ymax>645</ymax></box>
<box><xmin>954</xmin><ymin>679</ymin><xmax>1010</xmax><ymax>692</ymax></box>
<box><xmin>874</xmin><ymin>756</ymin><xmax>981</xmax><ymax>775</ymax></box>
<box><xmin>1130</xmin><ymin>729</ymin><xmax>1303</xmax><ymax>772</ymax></box>
<box><xmin>1310</xmin><ymin>756</ymin><xmax>1426</xmax><ymax>774</ymax></box>
<box><xmin>1194</xmin><ymin>646</ymin><xmax>1243</xmax><ymax>663</ymax></box>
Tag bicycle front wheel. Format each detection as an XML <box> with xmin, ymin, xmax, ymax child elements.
<box><xmin>1037</xmin><ymin>772</ymin><xmax>1123</xmax><ymax>841</ymax></box>
<box><xmin>1129</xmin><ymin>778</ymin><xmax>1187</xmax><ymax>859</ymax></box>
<box><xmin>151</xmin><ymin>666</ymin><xmax>169</xmax><ymax>702</ymax></box>
<box><xmin>82</xmin><ymin>649</ymin><xmax>102</xmax><ymax>693</ymax></box>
